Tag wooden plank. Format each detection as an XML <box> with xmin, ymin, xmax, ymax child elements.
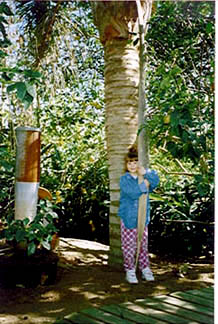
<box><xmin>135</xmin><ymin>297</ymin><xmax>213</xmax><ymax>324</ymax></box>
<box><xmin>122</xmin><ymin>301</ymin><xmax>198</xmax><ymax>324</ymax></box>
<box><xmin>184</xmin><ymin>288</ymin><xmax>214</xmax><ymax>299</ymax></box>
<box><xmin>81</xmin><ymin>307</ymin><xmax>134</xmax><ymax>324</ymax></box>
<box><xmin>199</xmin><ymin>287</ymin><xmax>214</xmax><ymax>295</ymax></box>
<box><xmin>65</xmin><ymin>312</ymin><xmax>103</xmax><ymax>324</ymax></box>
<box><xmin>53</xmin><ymin>288</ymin><xmax>214</xmax><ymax>324</ymax></box>
<box><xmin>197</xmin><ymin>287</ymin><xmax>214</xmax><ymax>300</ymax></box>
<box><xmin>171</xmin><ymin>291</ymin><xmax>214</xmax><ymax>309</ymax></box>
<box><xmin>154</xmin><ymin>295</ymin><xmax>214</xmax><ymax>317</ymax></box>
<box><xmin>198</xmin><ymin>287</ymin><xmax>214</xmax><ymax>292</ymax></box>
<box><xmin>100</xmin><ymin>304</ymin><xmax>164</xmax><ymax>324</ymax></box>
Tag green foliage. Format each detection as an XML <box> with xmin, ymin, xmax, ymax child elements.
<box><xmin>30</xmin><ymin>1</ymin><xmax>109</xmax><ymax>242</ymax></box>
<box><xmin>146</xmin><ymin>1</ymin><xmax>214</xmax><ymax>167</ymax></box>
<box><xmin>0</xmin><ymin>200</ymin><xmax>58</xmax><ymax>256</ymax></box>
<box><xmin>0</xmin><ymin>127</ymin><xmax>15</xmax><ymax>221</ymax></box>
<box><xmin>0</xmin><ymin>0</ymin><xmax>214</xmax><ymax>258</ymax></box>
<box><xmin>38</xmin><ymin>88</ymin><xmax>109</xmax><ymax>243</ymax></box>
<box><xmin>0</xmin><ymin>1</ymin><xmax>109</xmax><ymax>244</ymax></box>
<box><xmin>0</xmin><ymin>2</ymin><xmax>42</xmax><ymax>111</ymax></box>
<box><xmin>149</xmin><ymin>170</ymin><xmax>214</xmax><ymax>256</ymax></box>
<box><xmin>5</xmin><ymin>70</ymin><xmax>42</xmax><ymax>109</ymax></box>
<box><xmin>0</xmin><ymin>2</ymin><xmax>13</xmax><ymax>49</ymax></box>
<box><xmin>146</xmin><ymin>1</ymin><xmax>214</xmax><ymax>256</ymax></box>
<box><xmin>0</xmin><ymin>2</ymin><xmax>42</xmax><ymax>224</ymax></box>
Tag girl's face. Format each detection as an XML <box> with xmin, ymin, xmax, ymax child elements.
<box><xmin>126</xmin><ymin>159</ymin><xmax>138</xmax><ymax>175</ymax></box>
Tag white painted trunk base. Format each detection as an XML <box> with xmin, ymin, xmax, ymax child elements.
<box><xmin>15</xmin><ymin>182</ymin><xmax>39</xmax><ymax>222</ymax></box>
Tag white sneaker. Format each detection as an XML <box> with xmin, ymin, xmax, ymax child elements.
<box><xmin>142</xmin><ymin>267</ymin><xmax>154</xmax><ymax>281</ymax></box>
<box><xmin>126</xmin><ymin>269</ymin><xmax>138</xmax><ymax>284</ymax></box>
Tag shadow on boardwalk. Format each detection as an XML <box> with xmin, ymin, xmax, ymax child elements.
<box><xmin>54</xmin><ymin>287</ymin><xmax>214</xmax><ymax>324</ymax></box>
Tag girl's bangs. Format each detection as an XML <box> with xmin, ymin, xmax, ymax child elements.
<box><xmin>127</xmin><ymin>157</ymin><xmax>138</xmax><ymax>162</ymax></box>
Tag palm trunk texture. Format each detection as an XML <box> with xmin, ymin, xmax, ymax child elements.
<box><xmin>105</xmin><ymin>40</ymin><xmax>139</xmax><ymax>266</ymax></box>
<box><xmin>92</xmin><ymin>1</ymin><xmax>149</xmax><ymax>267</ymax></box>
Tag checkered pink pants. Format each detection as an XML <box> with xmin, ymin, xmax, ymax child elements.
<box><xmin>121</xmin><ymin>220</ymin><xmax>150</xmax><ymax>271</ymax></box>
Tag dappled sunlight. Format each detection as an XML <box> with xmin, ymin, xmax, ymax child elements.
<box><xmin>125</xmin><ymin>302</ymin><xmax>148</xmax><ymax>314</ymax></box>
<box><xmin>151</xmin><ymin>284</ymin><xmax>172</xmax><ymax>293</ymax></box>
<box><xmin>46</xmin><ymin>308</ymin><xmax>65</xmax><ymax>314</ymax></box>
<box><xmin>60</xmin><ymin>238</ymin><xmax>109</xmax><ymax>252</ymax></box>
<box><xmin>0</xmin><ymin>315</ymin><xmax>20</xmax><ymax>324</ymax></box>
<box><xmin>40</xmin><ymin>290</ymin><xmax>61</xmax><ymax>303</ymax></box>
<box><xmin>0</xmin><ymin>238</ymin><xmax>214</xmax><ymax>324</ymax></box>
<box><xmin>83</xmin><ymin>291</ymin><xmax>105</xmax><ymax>300</ymax></box>
<box><xmin>58</xmin><ymin>238</ymin><xmax>109</xmax><ymax>267</ymax></box>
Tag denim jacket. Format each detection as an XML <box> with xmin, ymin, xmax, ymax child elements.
<box><xmin>118</xmin><ymin>169</ymin><xmax>159</xmax><ymax>229</ymax></box>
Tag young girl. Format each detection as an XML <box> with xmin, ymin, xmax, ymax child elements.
<box><xmin>118</xmin><ymin>147</ymin><xmax>159</xmax><ymax>284</ymax></box>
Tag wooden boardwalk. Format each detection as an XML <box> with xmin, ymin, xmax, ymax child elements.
<box><xmin>54</xmin><ymin>286</ymin><xmax>214</xmax><ymax>324</ymax></box>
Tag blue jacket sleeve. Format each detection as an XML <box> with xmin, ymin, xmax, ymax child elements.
<box><xmin>144</xmin><ymin>169</ymin><xmax>160</xmax><ymax>192</ymax></box>
<box><xmin>120</xmin><ymin>175</ymin><xmax>148</xmax><ymax>199</ymax></box>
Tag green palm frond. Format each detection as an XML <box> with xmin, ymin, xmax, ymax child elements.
<box><xmin>15</xmin><ymin>1</ymin><xmax>52</xmax><ymax>28</ymax></box>
<box><xmin>15</xmin><ymin>0</ymin><xmax>64</xmax><ymax>67</ymax></box>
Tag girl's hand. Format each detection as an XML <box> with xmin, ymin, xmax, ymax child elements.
<box><xmin>138</xmin><ymin>166</ymin><xmax>146</xmax><ymax>176</ymax></box>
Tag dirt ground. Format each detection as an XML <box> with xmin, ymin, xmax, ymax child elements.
<box><xmin>0</xmin><ymin>238</ymin><xmax>214</xmax><ymax>324</ymax></box>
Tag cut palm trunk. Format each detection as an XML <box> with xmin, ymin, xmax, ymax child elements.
<box><xmin>15</xmin><ymin>126</ymin><xmax>41</xmax><ymax>222</ymax></box>
<box><xmin>135</xmin><ymin>187</ymin><xmax>147</xmax><ymax>268</ymax></box>
<box><xmin>135</xmin><ymin>0</ymin><xmax>152</xmax><ymax>269</ymax></box>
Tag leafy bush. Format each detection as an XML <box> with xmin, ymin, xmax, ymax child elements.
<box><xmin>56</xmin><ymin>158</ymin><xmax>109</xmax><ymax>244</ymax></box>
<box><xmin>0</xmin><ymin>200</ymin><xmax>58</xmax><ymax>256</ymax></box>
<box><xmin>1</xmin><ymin>1</ymin><xmax>109</xmax><ymax>245</ymax></box>
<box><xmin>0</xmin><ymin>129</ymin><xmax>15</xmax><ymax>221</ymax></box>
<box><xmin>0</xmin><ymin>1</ymin><xmax>214</xmax><ymax>258</ymax></box>
<box><xmin>149</xmin><ymin>169</ymin><xmax>214</xmax><ymax>257</ymax></box>
<box><xmin>146</xmin><ymin>1</ymin><xmax>214</xmax><ymax>257</ymax></box>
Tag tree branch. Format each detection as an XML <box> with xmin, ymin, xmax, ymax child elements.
<box><xmin>175</xmin><ymin>158</ymin><xmax>188</xmax><ymax>173</ymax></box>
<box><xmin>156</xmin><ymin>162</ymin><xmax>197</xmax><ymax>176</ymax></box>
<box><xmin>162</xmin><ymin>219</ymin><xmax>214</xmax><ymax>226</ymax></box>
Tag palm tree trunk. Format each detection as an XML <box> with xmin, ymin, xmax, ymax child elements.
<box><xmin>105</xmin><ymin>39</ymin><xmax>139</xmax><ymax>266</ymax></box>
<box><xmin>92</xmin><ymin>1</ymin><xmax>151</xmax><ymax>267</ymax></box>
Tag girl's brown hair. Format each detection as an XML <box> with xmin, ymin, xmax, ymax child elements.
<box><xmin>124</xmin><ymin>146</ymin><xmax>138</xmax><ymax>171</ymax></box>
